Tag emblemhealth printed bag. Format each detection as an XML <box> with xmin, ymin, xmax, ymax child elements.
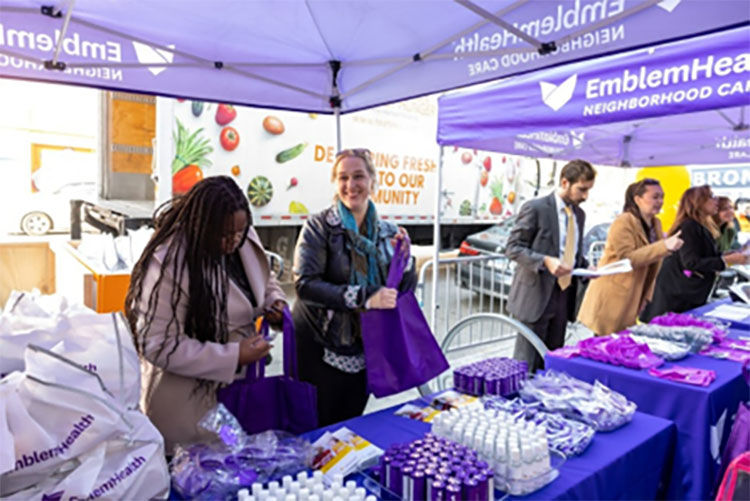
<box><xmin>0</xmin><ymin>346</ymin><xmax>135</xmax><ymax>496</ymax></box>
<box><xmin>5</xmin><ymin>412</ymin><xmax>169</xmax><ymax>501</ymax></box>
<box><xmin>0</xmin><ymin>292</ymin><xmax>140</xmax><ymax>409</ymax></box>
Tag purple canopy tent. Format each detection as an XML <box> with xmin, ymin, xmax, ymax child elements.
<box><xmin>0</xmin><ymin>0</ymin><xmax>748</xmax><ymax>337</ymax></box>
<box><xmin>437</xmin><ymin>25</ymin><xmax>750</xmax><ymax>166</ymax></box>
<box><xmin>0</xmin><ymin>0</ymin><xmax>748</xmax><ymax>120</ymax></box>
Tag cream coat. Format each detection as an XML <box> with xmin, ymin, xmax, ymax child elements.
<box><xmin>577</xmin><ymin>212</ymin><xmax>669</xmax><ymax>336</ymax></box>
<box><xmin>135</xmin><ymin>227</ymin><xmax>285</xmax><ymax>452</ymax></box>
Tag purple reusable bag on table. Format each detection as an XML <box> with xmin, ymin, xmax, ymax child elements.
<box><xmin>217</xmin><ymin>307</ymin><xmax>318</xmax><ymax>435</ymax></box>
<box><xmin>360</xmin><ymin>239</ymin><xmax>449</xmax><ymax>397</ymax></box>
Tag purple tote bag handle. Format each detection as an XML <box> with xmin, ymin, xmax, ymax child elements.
<box><xmin>241</xmin><ymin>306</ymin><xmax>298</xmax><ymax>382</ymax></box>
<box><xmin>386</xmin><ymin>237</ymin><xmax>409</xmax><ymax>289</ymax></box>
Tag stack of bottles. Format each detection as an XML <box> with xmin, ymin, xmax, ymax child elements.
<box><xmin>431</xmin><ymin>407</ymin><xmax>554</xmax><ymax>495</ymax></box>
<box><xmin>453</xmin><ymin>357</ymin><xmax>528</xmax><ymax>396</ymax></box>
<box><xmin>378</xmin><ymin>434</ymin><xmax>495</xmax><ymax>500</ymax></box>
<box><xmin>236</xmin><ymin>471</ymin><xmax>377</xmax><ymax>501</ymax></box>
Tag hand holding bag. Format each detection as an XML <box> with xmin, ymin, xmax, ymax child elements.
<box><xmin>360</xmin><ymin>239</ymin><xmax>449</xmax><ymax>397</ymax></box>
<box><xmin>217</xmin><ymin>307</ymin><xmax>318</xmax><ymax>435</ymax></box>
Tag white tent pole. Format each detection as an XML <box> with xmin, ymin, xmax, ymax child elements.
<box><xmin>431</xmin><ymin>145</ymin><xmax>445</xmax><ymax>330</ymax></box>
<box><xmin>68</xmin><ymin>16</ymin><xmax>326</xmax><ymax>99</ymax></box>
<box><xmin>50</xmin><ymin>0</ymin><xmax>76</xmax><ymax>67</ymax></box>
<box><xmin>335</xmin><ymin>107</ymin><xmax>342</xmax><ymax>151</ymax></box>
<box><xmin>340</xmin><ymin>0</ymin><xmax>529</xmax><ymax>100</ymax></box>
<box><xmin>453</xmin><ymin>0</ymin><xmax>543</xmax><ymax>50</ymax></box>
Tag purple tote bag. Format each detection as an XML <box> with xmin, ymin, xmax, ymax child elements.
<box><xmin>217</xmin><ymin>307</ymin><xmax>318</xmax><ymax>435</ymax></box>
<box><xmin>360</xmin><ymin>240</ymin><xmax>449</xmax><ymax>397</ymax></box>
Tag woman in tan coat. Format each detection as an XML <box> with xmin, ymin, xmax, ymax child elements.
<box><xmin>578</xmin><ymin>179</ymin><xmax>684</xmax><ymax>336</ymax></box>
<box><xmin>125</xmin><ymin>176</ymin><xmax>286</xmax><ymax>452</ymax></box>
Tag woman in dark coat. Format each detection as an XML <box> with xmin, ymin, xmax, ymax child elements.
<box><xmin>292</xmin><ymin>148</ymin><xmax>416</xmax><ymax>426</ymax></box>
<box><xmin>641</xmin><ymin>185</ymin><xmax>748</xmax><ymax>321</ymax></box>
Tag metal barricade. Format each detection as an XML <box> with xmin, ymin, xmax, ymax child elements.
<box><xmin>587</xmin><ymin>240</ymin><xmax>606</xmax><ymax>268</ymax></box>
<box><xmin>264</xmin><ymin>250</ymin><xmax>285</xmax><ymax>280</ymax></box>
<box><xmin>416</xmin><ymin>252</ymin><xmax>514</xmax><ymax>343</ymax></box>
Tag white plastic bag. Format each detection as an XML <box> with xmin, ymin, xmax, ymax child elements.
<box><xmin>0</xmin><ymin>296</ymin><xmax>141</xmax><ymax>409</ymax></box>
<box><xmin>6</xmin><ymin>411</ymin><xmax>169</xmax><ymax>501</ymax></box>
<box><xmin>0</xmin><ymin>347</ymin><xmax>135</xmax><ymax>495</ymax></box>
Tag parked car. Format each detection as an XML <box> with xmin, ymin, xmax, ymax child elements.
<box><xmin>458</xmin><ymin>217</ymin><xmax>612</xmax><ymax>297</ymax></box>
<box><xmin>13</xmin><ymin>182</ymin><xmax>97</xmax><ymax>236</ymax></box>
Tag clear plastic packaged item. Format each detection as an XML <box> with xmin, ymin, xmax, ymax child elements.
<box><xmin>482</xmin><ymin>396</ymin><xmax>595</xmax><ymax>457</ymax></box>
<box><xmin>648</xmin><ymin>312</ymin><xmax>729</xmax><ymax>343</ymax></box>
<box><xmin>627</xmin><ymin>334</ymin><xmax>690</xmax><ymax>361</ymax></box>
<box><xmin>170</xmin><ymin>404</ymin><xmax>313</xmax><ymax>500</ymax></box>
<box><xmin>519</xmin><ymin>370</ymin><xmax>637</xmax><ymax>432</ymax></box>
<box><xmin>624</xmin><ymin>323</ymin><xmax>714</xmax><ymax>353</ymax></box>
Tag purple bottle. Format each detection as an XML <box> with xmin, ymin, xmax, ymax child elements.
<box><xmin>429</xmin><ymin>479</ymin><xmax>446</xmax><ymax>501</ymax></box>
<box><xmin>445</xmin><ymin>483</ymin><xmax>462</xmax><ymax>501</ymax></box>
<box><xmin>462</xmin><ymin>477</ymin><xmax>480</xmax><ymax>500</ymax></box>
<box><xmin>388</xmin><ymin>459</ymin><xmax>404</xmax><ymax>495</ymax></box>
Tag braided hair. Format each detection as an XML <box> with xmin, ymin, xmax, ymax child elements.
<box><xmin>125</xmin><ymin>176</ymin><xmax>250</xmax><ymax>391</ymax></box>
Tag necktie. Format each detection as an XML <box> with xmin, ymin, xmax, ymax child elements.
<box><xmin>558</xmin><ymin>206</ymin><xmax>575</xmax><ymax>291</ymax></box>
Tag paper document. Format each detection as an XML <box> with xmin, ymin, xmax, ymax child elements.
<box><xmin>572</xmin><ymin>258</ymin><xmax>632</xmax><ymax>277</ymax></box>
<box><xmin>704</xmin><ymin>303</ymin><xmax>750</xmax><ymax>322</ymax></box>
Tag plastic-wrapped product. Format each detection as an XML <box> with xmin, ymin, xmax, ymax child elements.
<box><xmin>647</xmin><ymin>366</ymin><xmax>717</xmax><ymax>386</ymax></box>
<box><xmin>170</xmin><ymin>405</ymin><xmax>313</xmax><ymax>500</ymax></box>
<box><xmin>576</xmin><ymin>335</ymin><xmax>664</xmax><ymax>369</ymax></box>
<box><xmin>623</xmin><ymin>323</ymin><xmax>714</xmax><ymax>353</ymax></box>
<box><xmin>483</xmin><ymin>396</ymin><xmax>595</xmax><ymax>457</ymax></box>
<box><xmin>624</xmin><ymin>334</ymin><xmax>690</xmax><ymax>361</ymax></box>
<box><xmin>519</xmin><ymin>370</ymin><xmax>636</xmax><ymax>431</ymax></box>
<box><xmin>648</xmin><ymin>312</ymin><xmax>729</xmax><ymax>343</ymax></box>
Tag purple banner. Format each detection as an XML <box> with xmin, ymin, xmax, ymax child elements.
<box><xmin>438</xmin><ymin>25</ymin><xmax>750</xmax><ymax>166</ymax></box>
<box><xmin>0</xmin><ymin>0</ymin><xmax>748</xmax><ymax>112</ymax></box>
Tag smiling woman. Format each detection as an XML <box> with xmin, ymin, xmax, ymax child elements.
<box><xmin>291</xmin><ymin>148</ymin><xmax>417</xmax><ymax>426</ymax></box>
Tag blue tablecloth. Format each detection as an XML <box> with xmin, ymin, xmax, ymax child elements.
<box><xmin>546</xmin><ymin>351</ymin><xmax>749</xmax><ymax>500</ymax></box>
<box><xmin>303</xmin><ymin>401</ymin><xmax>676</xmax><ymax>500</ymax></box>
<box><xmin>689</xmin><ymin>298</ymin><xmax>750</xmax><ymax>330</ymax></box>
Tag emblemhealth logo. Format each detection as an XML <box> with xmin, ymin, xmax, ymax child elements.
<box><xmin>657</xmin><ymin>0</ymin><xmax>682</xmax><ymax>13</ymax></box>
<box><xmin>131</xmin><ymin>41</ymin><xmax>174</xmax><ymax>76</ymax></box>
<box><xmin>540</xmin><ymin>74</ymin><xmax>578</xmax><ymax>111</ymax></box>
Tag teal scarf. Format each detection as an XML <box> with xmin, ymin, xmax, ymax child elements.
<box><xmin>337</xmin><ymin>200</ymin><xmax>385</xmax><ymax>287</ymax></box>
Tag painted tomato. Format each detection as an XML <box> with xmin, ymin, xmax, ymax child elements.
<box><xmin>461</xmin><ymin>152</ymin><xmax>473</xmax><ymax>164</ymax></box>
<box><xmin>220</xmin><ymin>127</ymin><xmax>240</xmax><ymax>151</ymax></box>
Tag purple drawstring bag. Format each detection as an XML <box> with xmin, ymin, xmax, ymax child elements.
<box><xmin>360</xmin><ymin>239</ymin><xmax>449</xmax><ymax>397</ymax></box>
<box><xmin>217</xmin><ymin>307</ymin><xmax>318</xmax><ymax>435</ymax></box>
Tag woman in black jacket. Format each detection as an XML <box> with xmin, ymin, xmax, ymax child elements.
<box><xmin>292</xmin><ymin>148</ymin><xmax>416</xmax><ymax>426</ymax></box>
<box><xmin>641</xmin><ymin>185</ymin><xmax>748</xmax><ymax>321</ymax></box>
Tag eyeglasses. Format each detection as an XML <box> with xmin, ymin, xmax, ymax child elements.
<box><xmin>335</xmin><ymin>148</ymin><xmax>372</xmax><ymax>160</ymax></box>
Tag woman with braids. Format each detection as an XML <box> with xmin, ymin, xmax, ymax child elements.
<box><xmin>292</xmin><ymin>148</ymin><xmax>416</xmax><ymax>426</ymax></box>
<box><xmin>641</xmin><ymin>185</ymin><xmax>749</xmax><ymax>322</ymax></box>
<box><xmin>125</xmin><ymin>176</ymin><xmax>286</xmax><ymax>451</ymax></box>
<box><xmin>577</xmin><ymin>179</ymin><xmax>683</xmax><ymax>335</ymax></box>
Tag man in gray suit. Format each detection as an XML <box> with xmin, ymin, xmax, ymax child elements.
<box><xmin>506</xmin><ymin>159</ymin><xmax>596</xmax><ymax>372</ymax></box>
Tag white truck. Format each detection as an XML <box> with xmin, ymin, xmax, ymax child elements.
<box><xmin>160</xmin><ymin>95</ymin><xmax>532</xmax><ymax>266</ymax></box>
